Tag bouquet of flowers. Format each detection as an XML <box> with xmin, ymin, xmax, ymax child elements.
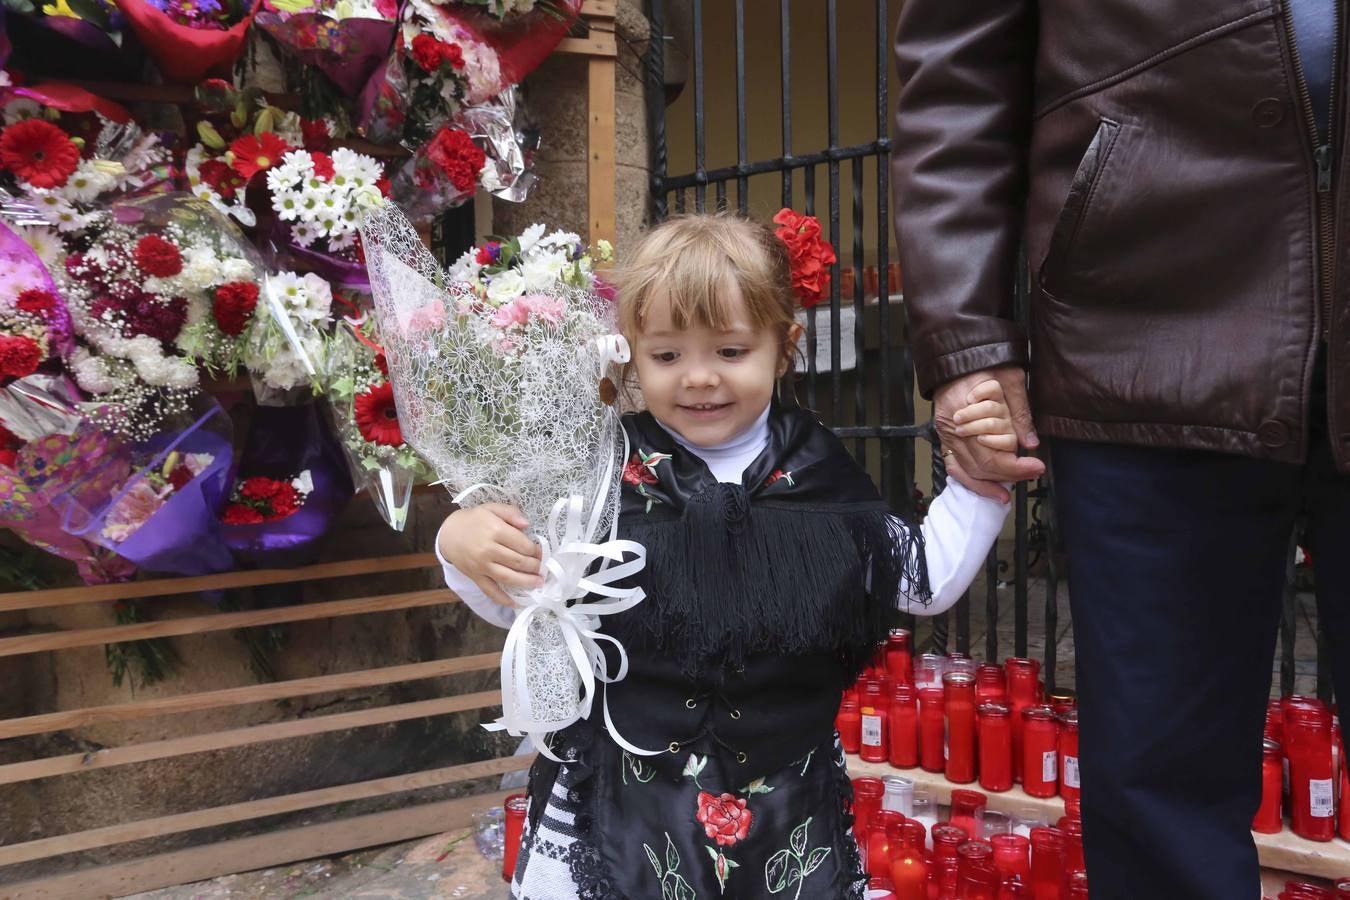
<box><xmin>360</xmin><ymin>202</ymin><xmax>646</xmax><ymax>758</ymax></box>
<box><xmin>265</xmin><ymin>145</ymin><xmax>388</xmax><ymax>265</ymax></box>
<box><xmin>2</xmin><ymin>0</ymin><xmax>136</xmax><ymax>80</ymax></box>
<box><xmin>254</xmin><ymin>0</ymin><xmax>398</xmax><ymax>97</ymax></box>
<box><xmin>323</xmin><ymin>314</ymin><xmax>429</xmax><ymax>530</ymax></box>
<box><xmin>240</xmin><ymin>268</ymin><xmax>334</xmax><ymax>401</ymax></box>
<box><xmin>112</xmin><ymin>0</ymin><xmax>260</xmax><ymax>83</ymax></box>
<box><xmin>0</xmin><ymin>219</ymin><xmax>73</xmax><ymax>383</ymax></box>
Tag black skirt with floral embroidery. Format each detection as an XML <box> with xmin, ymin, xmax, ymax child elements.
<box><xmin>511</xmin><ymin>723</ymin><xmax>867</xmax><ymax>900</ymax></box>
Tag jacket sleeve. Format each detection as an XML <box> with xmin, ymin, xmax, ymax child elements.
<box><xmin>891</xmin><ymin>0</ymin><xmax>1036</xmax><ymax>398</ymax></box>
<box><xmin>894</xmin><ymin>480</ymin><xmax>1009</xmax><ymax>615</ymax></box>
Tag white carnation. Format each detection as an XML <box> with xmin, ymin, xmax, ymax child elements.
<box><xmin>485</xmin><ymin>269</ymin><xmax>525</xmax><ymax>304</ymax></box>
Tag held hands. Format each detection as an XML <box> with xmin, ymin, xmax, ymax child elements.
<box><xmin>936</xmin><ymin>366</ymin><xmax>1045</xmax><ymax>503</ymax></box>
<box><xmin>437</xmin><ymin>503</ymin><xmax>543</xmax><ymax>607</ymax></box>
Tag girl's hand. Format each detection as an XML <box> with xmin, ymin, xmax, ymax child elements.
<box><xmin>950</xmin><ymin>379</ymin><xmax>1019</xmax><ymax>454</ymax></box>
<box><xmin>437</xmin><ymin>504</ymin><xmax>543</xmax><ymax>607</ymax></box>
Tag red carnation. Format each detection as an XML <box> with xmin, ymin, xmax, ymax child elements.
<box><xmin>16</xmin><ymin>289</ymin><xmax>55</xmax><ymax>316</ymax></box>
<box><xmin>310</xmin><ymin>152</ymin><xmax>335</xmax><ymax>180</ymax></box>
<box><xmin>240</xmin><ymin>476</ymin><xmax>283</xmax><ymax>501</ymax></box>
<box><xmin>354</xmin><ymin>381</ymin><xmax>404</xmax><ymax>446</ymax></box>
<box><xmin>421</xmin><ymin>127</ymin><xmax>484</xmax><ymax>194</ymax></box>
<box><xmin>410</xmin><ymin>34</ymin><xmax>462</xmax><ymax>72</ymax></box>
<box><xmin>198</xmin><ymin>159</ymin><xmax>246</xmax><ymax>200</ymax></box>
<box><xmin>695</xmin><ymin>792</ymin><xmax>752</xmax><ymax>847</ymax></box>
<box><xmin>229</xmin><ymin>132</ymin><xmax>292</xmax><ymax>181</ymax></box>
<box><xmin>268</xmin><ymin>483</ymin><xmax>302</xmax><ymax>518</ymax></box>
<box><xmin>375</xmin><ymin>175</ymin><xmax>391</xmax><ymax>197</ymax></box>
<box><xmin>212</xmin><ymin>281</ymin><xmax>259</xmax><ymax>336</ymax></box>
<box><xmin>0</xmin><ymin>334</ymin><xmax>42</xmax><ymax>378</ymax></box>
<box><xmin>772</xmin><ymin>208</ymin><xmax>836</xmax><ymax>308</ymax></box>
<box><xmin>300</xmin><ymin>118</ymin><xmax>331</xmax><ymax>150</ymax></box>
<box><xmin>440</xmin><ymin>41</ymin><xmax>464</xmax><ymax>70</ymax></box>
<box><xmin>223</xmin><ymin>503</ymin><xmax>265</xmax><ymax>525</ymax></box>
<box><xmin>374</xmin><ymin>351</ymin><xmax>388</xmax><ymax>376</ymax></box>
<box><xmin>0</xmin><ymin>119</ymin><xmax>80</xmax><ymax>189</ymax></box>
<box><xmin>133</xmin><ymin>234</ymin><xmax>183</xmax><ymax>277</ymax></box>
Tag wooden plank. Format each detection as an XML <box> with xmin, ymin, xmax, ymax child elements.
<box><xmin>0</xmin><ymin>754</ymin><xmax>533</xmax><ymax>866</ymax></box>
<box><xmin>0</xmin><ymin>588</ymin><xmax>455</xmax><ymax>658</ymax></box>
<box><xmin>0</xmin><ymin>691</ymin><xmax>502</xmax><ymax>786</ymax></box>
<box><xmin>0</xmin><ymin>553</ymin><xmax>437</xmax><ymax>613</ymax></box>
<box><xmin>556</xmin><ymin>33</ymin><xmax>617</xmax><ymax>57</ymax></box>
<box><xmin>579</xmin><ymin>0</ymin><xmax>615</xmax><ymax>15</ymax></box>
<box><xmin>0</xmin><ymin>653</ymin><xmax>501</xmax><ymax>740</ymax></box>
<box><xmin>587</xmin><ymin>54</ymin><xmax>617</xmax><ymax>246</ymax></box>
<box><xmin>2</xmin><ymin>788</ymin><xmax>516</xmax><ymax>899</ymax></box>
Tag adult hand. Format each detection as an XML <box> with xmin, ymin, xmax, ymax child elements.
<box><xmin>934</xmin><ymin>366</ymin><xmax>1045</xmax><ymax>503</ymax></box>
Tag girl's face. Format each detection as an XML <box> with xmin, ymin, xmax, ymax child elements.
<box><xmin>631</xmin><ymin>282</ymin><xmax>800</xmax><ymax>447</ymax></box>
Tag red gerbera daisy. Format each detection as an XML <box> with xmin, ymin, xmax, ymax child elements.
<box><xmin>310</xmin><ymin>152</ymin><xmax>335</xmax><ymax>180</ymax></box>
<box><xmin>212</xmin><ymin>281</ymin><xmax>259</xmax><ymax>336</ymax></box>
<box><xmin>16</xmin><ymin>288</ymin><xmax>55</xmax><ymax>316</ymax></box>
<box><xmin>229</xmin><ymin>132</ymin><xmax>292</xmax><ymax>181</ymax></box>
<box><xmin>0</xmin><ymin>334</ymin><xmax>42</xmax><ymax>378</ymax></box>
<box><xmin>0</xmin><ymin>119</ymin><xmax>80</xmax><ymax>189</ymax></box>
<box><xmin>354</xmin><ymin>381</ymin><xmax>404</xmax><ymax>446</ymax></box>
<box><xmin>198</xmin><ymin>159</ymin><xmax>246</xmax><ymax>201</ymax></box>
<box><xmin>133</xmin><ymin>234</ymin><xmax>184</xmax><ymax>277</ymax></box>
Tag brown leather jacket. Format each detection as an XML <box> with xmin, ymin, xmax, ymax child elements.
<box><xmin>891</xmin><ymin>0</ymin><xmax>1349</xmax><ymax>470</ymax></box>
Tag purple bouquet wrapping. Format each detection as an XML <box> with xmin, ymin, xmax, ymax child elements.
<box><xmin>254</xmin><ymin>3</ymin><xmax>397</xmax><ymax>97</ymax></box>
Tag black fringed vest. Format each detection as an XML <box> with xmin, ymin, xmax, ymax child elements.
<box><xmin>596</xmin><ymin>402</ymin><xmax>929</xmax><ymax>780</ymax></box>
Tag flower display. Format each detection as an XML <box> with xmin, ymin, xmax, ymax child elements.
<box><xmin>101</xmin><ymin>449</ymin><xmax>215</xmax><ymax>540</ymax></box>
<box><xmin>0</xmin><ymin>118</ymin><xmax>81</xmax><ymax>189</ymax></box>
<box><xmin>222</xmin><ymin>471</ymin><xmax>311</xmax><ymax>523</ymax></box>
<box><xmin>240</xmin><ymin>269</ymin><xmax>334</xmax><ymax>395</ymax></box>
<box><xmin>0</xmin><ymin>225</ymin><xmax>73</xmax><ymax>383</ymax></box>
<box><xmin>265</xmin><ymin>147</ymin><xmax>387</xmax><ymax>254</ymax></box>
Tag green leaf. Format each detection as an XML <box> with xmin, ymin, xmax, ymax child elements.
<box><xmin>802</xmin><ymin>847</ymin><xmax>830</xmax><ymax>877</ymax></box>
<box><xmin>764</xmin><ymin>849</ymin><xmax>791</xmax><ymax>893</ymax></box>
<box><xmin>673</xmin><ymin>876</ymin><xmax>697</xmax><ymax>900</ymax></box>
<box><xmin>644</xmin><ymin>844</ymin><xmax>662</xmax><ymax>879</ymax></box>
<box><xmin>665</xmin><ymin>833</ymin><xmax>680</xmax><ymax>872</ymax></box>
<box><xmin>64</xmin><ymin>0</ymin><xmax>110</xmax><ymax>28</ymax></box>
<box><xmin>789</xmin><ymin>818</ymin><xmax>811</xmax><ymax>857</ymax></box>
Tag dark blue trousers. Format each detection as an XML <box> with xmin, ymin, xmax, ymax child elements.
<box><xmin>1051</xmin><ymin>412</ymin><xmax>1350</xmax><ymax>898</ymax></box>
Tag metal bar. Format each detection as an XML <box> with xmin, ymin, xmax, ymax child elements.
<box><xmin>852</xmin><ymin>156</ymin><xmax>867</xmax><ymax>466</ymax></box>
<box><xmin>692</xmin><ymin>0</ymin><xmax>706</xmax><ymax>212</ymax></box>
<box><xmin>780</xmin><ymin>0</ymin><xmax>792</xmax><ymax>207</ymax></box>
<box><xmin>985</xmin><ymin>548</ymin><xmax>999</xmax><ymax>663</ymax></box>
<box><xmin>658</xmin><ymin>140</ymin><xmax>892</xmax><ymax>189</ymax></box>
<box><xmin>716</xmin><ymin>179</ymin><xmax>727</xmax><ymax>212</ymax></box>
<box><xmin>734</xmin><ymin>0</ymin><xmax>749</xmax><ymax>213</ymax></box>
<box><xmin>930</xmin><ymin>441</ymin><xmax>950</xmax><ymax>654</ymax></box>
<box><xmin>675</xmin><ymin>188</ymin><xmax>686</xmax><ymax>214</ymax></box>
<box><xmin>830</xmin><ymin>424</ymin><xmax>932</xmax><ymax>439</ymax></box>
<box><xmin>1043</xmin><ymin>475</ymin><xmax>1061</xmax><ymax>692</ymax></box>
<box><xmin>876</xmin><ymin>0</ymin><xmax>893</xmax><ymax>506</ymax></box>
<box><xmin>826</xmin><ymin>0</ymin><xmax>842</xmax><ymax>424</ymax></box>
<box><xmin>805</xmin><ymin>166</ymin><xmax>818</xmax><ymax>410</ymax></box>
<box><xmin>1013</xmin><ymin>255</ymin><xmax>1031</xmax><ymax>657</ymax></box>
<box><xmin>646</xmin><ymin>0</ymin><xmax>668</xmax><ymax>220</ymax></box>
<box><xmin>1281</xmin><ymin>534</ymin><xmax>1299</xmax><ymax>696</ymax></box>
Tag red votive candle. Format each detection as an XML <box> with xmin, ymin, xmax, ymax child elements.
<box><xmin>886</xmin><ymin>628</ymin><xmax>914</xmax><ymax>685</ymax></box>
<box><xmin>868</xmin><ymin>875</ymin><xmax>897</xmax><ymax>899</ymax></box>
<box><xmin>945</xmin><ymin>672</ymin><xmax>979</xmax><ymax>784</ymax></box>
<box><xmin>999</xmin><ymin>875</ymin><xmax>1030</xmax><ymax>898</ymax></box>
<box><xmin>977</xmin><ymin>663</ymin><xmax>1009</xmax><ymax>706</ymax></box>
<box><xmin>867</xmin><ymin>810</ymin><xmax>905</xmax><ymax>876</ymax></box>
<box><xmin>853</xmin><ymin>776</ymin><xmax>885</xmax><ymax>845</ymax></box>
<box><xmin>1335</xmin><ymin>877</ymin><xmax>1350</xmax><ymax>898</ymax></box>
<box><xmin>861</xmin><ymin>703</ymin><xmax>889</xmax><ymax>764</ymax></box>
<box><xmin>890</xmin><ymin>682</ymin><xmax>920</xmax><ymax>768</ymax></box>
<box><xmin>979</xmin><ymin>702</ymin><xmax>1014</xmax><ymax>792</ymax></box>
<box><xmin>1063</xmin><ymin>869</ymin><xmax>1089</xmax><ymax>899</ymax></box>
<box><xmin>932</xmin><ymin>823</ymin><xmax>969</xmax><ymax>899</ymax></box>
<box><xmin>1340</xmin><ymin>736</ymin><xmax>1350</xmax><ymax>842</ymax></box>
<box><xmin>1253</xmin><ymin>737</ymin><xmax>1284</xmax><ymax>834</ymax></box>
<box><xmin>1021</xmin><ymin>705</ymin><xmax>1059</xmax><ymax>799</ymax></box>
<box><xmin>837</xmin><ymin>697</ymin><xmax>862</xmax><ymax>754</ymax></box>
<box><xmin>888</xmin><ymin>820</ymin><xmax>929</xmax><ymax>900</ymax></box>
<box><xmin>1286</xmin><ymin>700</ymin><xmax>1335</xmax><ymax>841</ymax></box>
<box><xmin>1006</xmin><ymin>658</ymin><xmax>1041</xmax><ymax>783</ymax></box>
<box><xmin>956</xmin><ymin>840</ymin><xmax>999</xmax><ymax>900</ymax></box>
<box><xmin>1057</xmin><ymin>708</ymin><xmax>1080</xmax><ymax>803</ymax></box>
<box><xmin>949</xmin><ymin>789</ymin><xmax>988</xmax><ymax>841</ymax></box>
<box><xmin>502</xmin><ymin>793</ymin><xmax>528</xmax><ymax>883</ymax></box>
<box><xmin>1029</xmin><ymin>827</ymin><xmax>1065</xmax><ymax>900</ymax></box>
<box><xmin>991</xmin><ymin>833</ymin><xmax>1032</xmax><ymax>886</ymax></box>
<box><xmin>919</xmin><ymin>686</ymin><xmax>946</xmax><ymax>773</ymax></box>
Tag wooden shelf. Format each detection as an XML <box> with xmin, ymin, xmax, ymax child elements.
<box><xmin>846</xmin><ymin>756</ymin><xmax>1350</xmax><ymax>882</ymax></box>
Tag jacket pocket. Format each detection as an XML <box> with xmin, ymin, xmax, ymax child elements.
<box><xmin>1038</xmin><ymin>118</ymin><xmax>1122</xmax><ymax>296</ymax></box>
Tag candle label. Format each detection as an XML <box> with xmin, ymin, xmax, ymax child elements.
<box><xmin>1064</xmin><ymin>755</ymin><xmax>1080</xmax><ymax>788</ymax></box>
<box><xmin>862</xmin><ymin>715</ymin><xmax>882</xmax><ymax>747</ymax></box>
<box><xmin>1042</xmin><ymin>750</ymin><xmax>1058</xmax><ymax>783</ymax></box>
<box><xmin>1311</xmin><ymin>778</ymin><xmax>1334</xmax><ymax>817</ymax></box>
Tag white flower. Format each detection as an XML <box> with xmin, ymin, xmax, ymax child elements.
<box><xmin>520</xmin><ymin>251</ymin><xmax>567</xmax><ymax>292</ymax></box>
<box><xmin>485</xmin><ymin>269</ymin><xmax>525</xmax><ymax>304</ymax></box>
<box><xmin>179</xmin><ymin>247</ymin><xmax>223</xmax><ymax>291</ymax></box>
<box><xmin>52</xmin><ymin>207</ymin><xmax>93</xmax><ymax>234</ymax></box>
<box><xmin>516</xmin><ymin>223</ymin><xmax>547</xmax><ymax>254</ymax></box>
<box><xmin>274</xmin><ymin>190</ymin><xmax>305</xmax><ymax>221</ymax></box>
<box><xmin>62</xmin><ymin>161</ymin><xmax>114</xmax><ymax>203</ymax></box>
<box><xmin>447</xmin><ymin>247</ymin><xmax>482</xmax><ymax>282</ymax></box>
<box><xmin>220</xmin><ymin>257</ymin><xmax>256</xmax><ymax>283</ymax></box>
<box><xmin>12</xmin><ymin>226</ymin><xmax>63</xmax><ymax>269</ymax></box>
<box><xmin>291</xmin><ymin>222</ymin><xmax>320</xmax><ymax>247</ymax></box>
<box><xmin>2</xmin><ymin>98</ymin><xmax>41</xmax><ymax>125</ymax></box>
<box><xmin>458</xmin><ymin>37</ymin><xmax>503</xmax><ymax>104</ymax></box>
<box><xmin>328</xmin><ymin>228</ymin><xmax>358</xmax><ymax>251</ymax></box>
<box><xmin>299</xmin><ymin>273</ymin><xmax>333</xmax><ymax>321</ymax></box>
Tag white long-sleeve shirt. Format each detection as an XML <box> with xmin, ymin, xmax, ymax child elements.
<box><xmin>438</xmin><ymin>406</ymin><xmax>1009</xmax><ymax>628</ymax></box>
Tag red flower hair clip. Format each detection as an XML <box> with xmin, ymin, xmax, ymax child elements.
<box><xmin>772</xmin><ymin>208</ymin><xmax>836</xmax><ymax>308</ymax></box>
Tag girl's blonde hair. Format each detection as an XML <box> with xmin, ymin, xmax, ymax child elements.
<box><xmin>612</xmin><ymin>214</ymin><xmax>799</xmax><ymax>369</ymax></box>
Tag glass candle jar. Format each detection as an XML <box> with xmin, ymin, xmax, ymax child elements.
<box><xmin>946</xmin><ymin>672</ymin><xmax>979</xmax><ymax>784</ymax></box>
<box><xmin>886</xmin><ymin>628</ymin><xmax>914</xmax><ymax>685</ymax></box>
<box><xmin>868</xmin><ymin>810</ymin><xmax>906</xmax><ymax>876</ymax></box>
<box><xmin>949</xmin><ymin>789</ymin><xmax>988</xmax><ymax>841</ymax></box>
<box><xmin>1267</xmin><ymin>697</ymin><xmax>1285</xmax><ymax>744</ymax></box>
<box><xmin>919</xmin><ymin>686</ymin><xmax>947</xmax><ymax>773</ymax></box>
<box><xmin>1058</xmin><ymin>708</ymin><xmax>1080</xmax><ymax>803</ymax></box>
<box><xmin>1010</xmin><ymin>806</ymin><xmax>1047</xmax><ymax>839</ymax></box>
<box><xmin>979</xmin><ymin>702</ymin><xmax>1014</xmax><ymax>792</ymax></box>
<box><xmin>932</xmin><ymin>823</ymin><xmax>970</xmax><ymax>899</ymax></box>
<box><xmin>1253</xmin><ymin>737</ymin><xmax>1284</xmax><ymax>834</ymax></box>
<box><xmin>888</xmin><ymin>819</ymin><xmax>929</xmax><ymax>900</ymax></box>
<box><xmin>868</xmin><ymin>875</ymin><xmax>898</xmax><ymax>900</ymax></box>
<box><xmin>1048</xmin><ymin>691</ymin><xmax>1076</xmax><ymax>718</ymax></box>
<box><xmin>883</xmin><ymin>775</ymin><xmax>915</xmax><ymax>817</ymax></box>
<box><xmin>1006</xmin><ymin>657</ymin><xmax>1041</xmax><ymax>783</ymax></box>
<box><xmin>912</xmin><ymin>790</ymin><xmax>937</xmax><ymax>848</ymax></box>
<box><xmin>853</xmin><ymin>776</ymin><xmax>886</xmax><ymax>845</ymax></box>
<box><xmin>981</xmin><ymin>810</ymin><xmax>1013</xmax><ymax>839</ymax></box>
<box><xmin>1286</xmin><ymin>701</ymin><xmax>1336</xmax><ymax>841</ymax></box>
<box><xmin>1021</xmin><ymin>705</ymin><xmax>1060</xmax><ymax>798</ymax></box>
<box><xmin>502</xmin><ymin>793</ymin><xmax>529</xmax><ymax>883</ymax></box>
<box><xmin>916</xmin><ymin>653</ymin><xmax>946</xmax><ymax>689</ymax></box>
<box><xmin>1029</xmin><ymin>827</ymin><xmax>1066</xmax><ymax>900</ymax></box>
<box><xmin>977</xmin><ymin>663</ymin><xmax>1009</xmax><ymax>706</ymax></box>
<box><xmin>1336</xmin><ymin>877</ymin><xmax>1350</xmax><ymax>898</ymax></box>
<box><xmin>1060</xmin><ymin>817</ymin><xmax>1084</xmax><ymax>874</ymax></box>
<box><xmin>837</xmin><ymin>697</ymin><xmax>862</xmax><ymax>754</ymax></box>
<box><xmin>956</xmin><ymin>841</ymin><xmax>999</xmax><ymax>900</ymax></box>
<box><xmin>1063</xmin><ymin>869</ymin><xmax>1089</xmax><ymax>899</ymax></box>
<box><xmin>998</xmin><ymin>875</ymin><xmax>1030</xmax><ymax>899</ymax></box>
<box><xmin>861</xmin><ymin>704</ymin><xmax>889</xmax><ymax>763</ymax></box>
<box><xmin>890</xmin><ymin>682</ymin><xmax>920</xmax><ymax>768</ymax></box>
<box><xmin>990</xmin><ymin>833</ymin><xmax>1032</xmax><ymax>885</ymax></box>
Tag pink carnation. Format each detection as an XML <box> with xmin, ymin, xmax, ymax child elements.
<box><xmin>520</xmin><ymin>295</ymin><xmax>566</xmax><ymax>325</ymax></box>
<box><xmin>405</xmin><ymin>301</ymin><xmax>446</xmax><ymax>334</ymax></box>
<box><xmin>490</xmin><ymin>298</ymin><xmax>531</xmax><ymax>329</ymax></box>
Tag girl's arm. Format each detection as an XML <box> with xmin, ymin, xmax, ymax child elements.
<box><xmin>895</xmin><ymin>479</ymin><xmax>1010</xmax><ymax>614</ymax></box>
<box><xmin>435</xmin><ymin>505</ymin><xmax>540</xmax><ymax>629</ymax></box>
<box><xmin>436</xmin><ymin>541</ymin><xmax>520</xmax><ymax>629</ymax></box>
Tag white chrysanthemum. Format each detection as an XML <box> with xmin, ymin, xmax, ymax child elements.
<box><xmin>220</xmin><ymin>256</ymin><xmax>256</xmax><ymax>283</ymax></box>
<box><xmin>299</xmin><ymin>273</ymin><xmax>333</xmax><ymax>320</ymax></box>
<box><xmin>1</xmin><ymin>98</ymin><xmax>41</xmax><ymax>125</ymax></box>
<box><xmin>485</xmin><ymin>269</ymin><xmax>525</xmax><ymax>305</ymax></box>
<box><xmin>538</xmin><ymin>228</ymin><xmax>581</xmax><ymax>250</ymax></box>
<box><xmin>520</xmin><ymin>251</ymin><xmax>568</xmax><ymax>292</ymax></box>
<box><xmin>328</xmin><ymin>228</ymin><xmax>358</xmax><ymax>252</ymax></box>
<box><xmin>179</xmin><ymin>246</ymin><xmax>223</xmax><ymax>291</ymax></box>
<box><xmin>447</xmin><ymin>247</ymin><xmax>482</xmax><ymax>282</ymax></box>
<box><xmin>516</xmin><ymin>223</ymin><xmax>547</xmax><ymax>254</ymax></box>
<box><xmin>62</xmin><ymin>161</ymin><xmax>114</xmax><ymax>203</ymax></box>
<box><xmin>70</xmin><ymin>348</ymin><xmax>125</xmax><ymax>394</ymax></box>
<box><xmin>274</xmin><ymin>190</ymin><xmax>305</xmax><ymax>221</ymax></box>
<box><xmin>291</xmin><ymin>222</ymin><xmax>320</xmax><ymax>247</ymax></box>
<box><xmin>14</xmin><ymin>225</ymin><xmax>63</xmax><ymax>268</ymax></box>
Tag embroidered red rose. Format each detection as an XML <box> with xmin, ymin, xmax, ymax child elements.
<box><xmin>772</xmin><ymin>208</ymin><xmax>836</xmax><ymax>308</ymax></box>
<box><xmin>133</xmin><ymin>234</ymin><xmax>183</xmax><ymax>277</ymax></box>
<box><xmin>212</xmin><ymin>281</ymin><xmax>259</xmax><ymax>336</ymax></box>
<box><xmin>622</xmin><ymin>454</ymin><xmax>658</xmax><ymax>486</ymax></box>
<box><xmin>696</xmin><ymin>791</ymin><xmax>752</xmax><ymax>847</ymax></box>
<box><xmin>764</xmin><ymin>469</ymin><xmax>790</xmax><ymax>487</ymax></box>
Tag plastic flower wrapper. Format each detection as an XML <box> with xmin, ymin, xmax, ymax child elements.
<box><xmin>0</xmin><ymin>94</ymin><xmax>172</xmax><ymax>238</ymax></box>
<box><xmin>254</xmin><ymin>0</ymin><xmax>397</xmax><ymax>97</ymax></box>
<box><xmin>0</xmin><ymin>219</ymin><xmax>74</xmax><ymax>383</ymax></box>
<box><xmin>323</xmin><ymin>313</ymin><xmax>430</xmax><ymax>531</ymax></box>
<box><xmin>0</xmin><ymin>373</ymin><xmax>136</xmax><ymax>584</ymax></box>
<box><xmin>240</xmin><ymin>268</ymin><xmax>334</xmax><ymax>405</ymax></box>
<box><xmin>112</xmin><ymin>0</ymin><xmax>260</xmax><ymax>83</ymax></box>
<box><xmin>360</xmin><ymin>202</ymin><xmax>648</xmax><ymax>759</ymax></box>
<box><xmin>57</xmin><ymin>391</ymin><xmax>235</xmax><ymax>575</ymax></box>
<box><xmin>220</xmin><ymin>401</ymin><xmax>353</xmax><ymax>566</ymax></box>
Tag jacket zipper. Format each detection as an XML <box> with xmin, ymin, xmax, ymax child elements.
<box><xmin>1282</xmin><ymin>1</ymin><xmax>1340</xmax><ymax>343</ymax></box>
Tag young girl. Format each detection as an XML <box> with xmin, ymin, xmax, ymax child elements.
<box><xmin>438</xmin><ymin>214</ymin><xmax>1016</xmax><ymax>899</ymax></box>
